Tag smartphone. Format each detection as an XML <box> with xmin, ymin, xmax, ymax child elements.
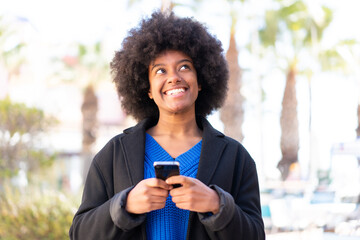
<box><xmin>154</xmin><ymin>161</ymin><xmax>181</xmax><ymax>188</ymax></box>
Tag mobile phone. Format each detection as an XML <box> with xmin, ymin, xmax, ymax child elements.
<box><xmin>154</xmin><ymin>161</ymin><xmax>181</xmax><ymax>188</ymax></box>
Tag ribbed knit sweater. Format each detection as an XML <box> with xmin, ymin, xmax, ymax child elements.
<box><xmin>144</xmin><ymin>133</ymin><xmax>202</xmax><ymax>240</ymax></box>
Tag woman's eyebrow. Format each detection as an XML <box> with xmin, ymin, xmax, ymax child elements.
<box><xmin>178</xmin><ymin>59</ymin><xmax>193</xmax><ymax>65</ymax></box>
<box><xmin>151</xmin><ymin>63</ymin><xmax>165</xmax><ymax>72</ymax></box>
<box><xmin>150</xmin><ymin>59</ymin><xmax>193</xmax><ymax>72</ymax></box>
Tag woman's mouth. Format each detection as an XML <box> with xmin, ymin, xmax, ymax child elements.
<box><xmin>164</xmin><ymin>88</ymin><xmax>186</xmax><ymax>96</ymax></box>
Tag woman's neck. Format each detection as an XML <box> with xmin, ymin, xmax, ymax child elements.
<box><xmin>148</xmin><ymin>112</ymin><xmax>202</xmax><ymax>138</ymax></box>
<box><xmin>146</xmin><ymin>112</ymin><xmax>202</xmax><ymax>158</ymax></box>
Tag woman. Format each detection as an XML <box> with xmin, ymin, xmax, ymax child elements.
<box><xmin>69</xmin><ymin>11</ymin><xmax>265</xmax><ymax>240</ymax></box>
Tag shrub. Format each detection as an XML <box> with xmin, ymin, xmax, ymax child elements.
<box><xmin>0</xmin><ymin>97</ymin><xmax>57</xmax><ymax>179</ymax></box>
<box><xmin>0</xmin><ymin>185</ymin><xmax>78</xmax><ymax>240</ymax></box>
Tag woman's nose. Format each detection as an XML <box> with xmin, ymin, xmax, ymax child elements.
<box><xmin>167</xmin><ymin>71</ymin><xmax>181</xmax><ymax>84</ymax></box>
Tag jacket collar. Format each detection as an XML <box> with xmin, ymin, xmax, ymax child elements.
<box><xmin>120</xmin><ymin>118</ymin><xmax>156</xmax><ymax>185</ymax></box>
<box><xmin>195</xmin><ymin>116</ymin><xmax>227</xmax><ymax>185</ymax></box>
<box><xmin>120</xmin><ymin>116</ymin><xmax>226</xmax><ymax>185</ymax></box>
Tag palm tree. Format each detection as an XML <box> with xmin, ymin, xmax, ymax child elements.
<box><xmin>61</xmin><ymin>42</ymin><xmax>109</xmax><ymax>181</ymax></box>
<box><xmin>128</xmin><ymin>0</ymin><xmax>174</xmax><ymax>13</ymax></box>
<box><xmin>220</xmin><ymin>5</ymin><xmax>245</xmax><ymax>142</ymax></box>
<box><xmin>259</xmin><ymin>0</ymin><xmax>333</xmax><ymax>180</ymax></box>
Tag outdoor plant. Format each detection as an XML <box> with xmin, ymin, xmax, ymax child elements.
<box><xmin>0</xmin><ymin>185</ymin><xmax>77</xmax><ymax>240</ymax></box>
<box><xmin>0</xmin><ymin>97</ymin><xmax>57</xmax><ymax>180</ymax></box>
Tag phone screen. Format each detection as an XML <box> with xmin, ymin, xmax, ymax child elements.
<box><xmin>154</xmin><ymin>161</ymin><xmax>180</xmax><ymax>180</ymax></box>
<box><xmin>154</xmin><ymin>161</ymin><xmax>181</xmax><ymax>188</ymax></box>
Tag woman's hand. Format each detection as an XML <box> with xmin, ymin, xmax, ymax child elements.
<box><xmin>126</xmin><ymin>178</ymin><xmax>172</xmax><ymax>214</ymax></box>
<box><xmin>166</xmin><ymin>176</ymin><xmax>220</xmax><ymax>214</ymax></box>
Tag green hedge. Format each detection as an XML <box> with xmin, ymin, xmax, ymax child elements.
<box><xmin>0</xmin><ymin>186</ymin><xmax>78</xmax><ymax>240</ymax></box>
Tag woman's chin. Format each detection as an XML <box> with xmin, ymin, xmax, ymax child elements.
<box><xmin>161</xmin><ymin>106</ymin><xmax>195</xmax><ymax>117</ymax></box>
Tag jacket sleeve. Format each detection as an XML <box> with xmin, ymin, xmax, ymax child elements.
<box><xmin>69</xmin><ymin>158</ymin><xmax>146</xmax><ymax>240</ymax></box>
<box><xmin>198</xmin><ymin>149</ymin><xmax>265</xmax><ymax>240</ymax></box>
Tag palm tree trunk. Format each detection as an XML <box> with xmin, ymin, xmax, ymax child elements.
<box><xmin>278</xmin><ymin>66</ymin><xmax>299</xmax><ymax>180</ymax></box>
<box><xmin>220</xmin><ymin>33</ymin><xmax>244</xmax><ymax>142</ymax></box>
<box><xmin>161</xmin><ymin>0</ymin><xmax>173</xmax><ymax>13</ymax></box>
<box><xmin>81</xmin><ymin>85</ymin><xmax>98</xmax><ymax>182</ymax></box>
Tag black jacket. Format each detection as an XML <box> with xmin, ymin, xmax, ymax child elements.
<box><xmin>69</xmin><ymin>116</ymin><xmax>265</xmax><ymax>239</ymax></box>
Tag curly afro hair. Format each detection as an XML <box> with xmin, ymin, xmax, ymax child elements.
<box><xmin>111</xmin><ymin>11</ymin><xmax>229</xmax><ymax>121</ymax></box>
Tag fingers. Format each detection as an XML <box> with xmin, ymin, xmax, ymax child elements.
<box><xmin>167</xmin><ymin>177</ymin><xmax>220</xmax><ymax>214</ymax></box>
<box><xmin>127</xmin><ymin>177</ymin><xmax>220</xmax><ymax>214</ymax></box>
<box><xmin>139</xmin><ymin>178</ymin><xmax>171</xmax><ymax>199</ymax></box>
<box><xmin>146</xmin><ymin>178</ymin><xmax>172</xmax><ymax>190</ymax></box>
<box><xmin>166</xmin><ymin>175</ymin><xmax>188</xmax><ymax>187</ymax></box>
<box><xmin>125</xmin><ymin>178</ymin><xmax>171</xmax><ymax>214</ymax></box>
<box><xmin>127</xmin><ymin>193</ymin><xmax>167</xmax><ymax>213</ymax></box>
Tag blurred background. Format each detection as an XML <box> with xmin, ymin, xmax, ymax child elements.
<box><xmin>0</xmin><ymin>0</ymin><xmax>359</xmax><ymax>239</ymax></box>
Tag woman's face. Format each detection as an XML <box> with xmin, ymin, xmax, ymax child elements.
<box><xmin>148</xmin><ymin>50</ymin><xmax>200</xmax><ymax>117</ymax></box>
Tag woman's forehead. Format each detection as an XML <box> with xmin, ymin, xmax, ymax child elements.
<box><xmin>150</xmin><ymin>50</ymin><xmax>192</xmax><ymax>64</ymax></box>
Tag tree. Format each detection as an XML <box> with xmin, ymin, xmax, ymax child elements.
<box><xmin>128</xmin><ymin>0</ymin><xmax>200</xmax><ymax>13</ymax></box>
<box><xmin>0</xmin><ymin>98</ymin><xmax>56</xmax><ymax>181</ymax></box>
<box><xmin>60</xmin><ymin>42</ymin><xmax>109</xmax><ymax>182</ymax></box>
<box><xmin>220</xmin><ymin>4</ymin><xmax>246</xmax><ymax>142</ymax></box>
<box><xmin>128</xmin><ymin>0</ymin><xmax>173</xmax><ymax>13</ymax></box>
<box><xmin>259</xmin><ymin>0</ymin><xmax>333</xmax><ymax>180</ymax></box>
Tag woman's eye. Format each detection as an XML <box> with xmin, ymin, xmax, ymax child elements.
<box><xmin>180</xmin><ymin>65</ymin><xmax>190</xmax><ymax>71</ymax></box>
<box><xmin>155</xmin><ymin>68</ymin><xmax>166</xmax><ymax>74</ymax></box>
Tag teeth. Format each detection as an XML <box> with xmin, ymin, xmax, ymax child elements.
<box><xmin>166</xmin><ymin>88</ymin><xmax>185</xmax><ymax>95</ymax></box>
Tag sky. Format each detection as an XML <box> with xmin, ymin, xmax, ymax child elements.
<box><xmin>1</xmin><ymin>0</ymin><xmax>360</xmax><ymax>184</ymax></box>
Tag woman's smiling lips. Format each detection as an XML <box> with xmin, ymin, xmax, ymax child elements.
<box><xmin>164</xmin><ymin>87</ymin><xmax>187</xmax><ymax>96</ymax></box>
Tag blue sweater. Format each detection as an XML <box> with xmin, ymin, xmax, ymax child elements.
<box><xmin>144</xmin><ymin>133</ymin><xmax>202</xmax><ymax>240</ymax></box>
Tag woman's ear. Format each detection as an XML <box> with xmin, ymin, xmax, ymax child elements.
<box><xmin>148</xmin><ymin>90</ymin><xmax>153</xmax><ymax>99</ymax></box>
<box><xmin>198</xmin><ymin>84</ymin><xmax>202</xmax><ymax>91</ymax></box>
